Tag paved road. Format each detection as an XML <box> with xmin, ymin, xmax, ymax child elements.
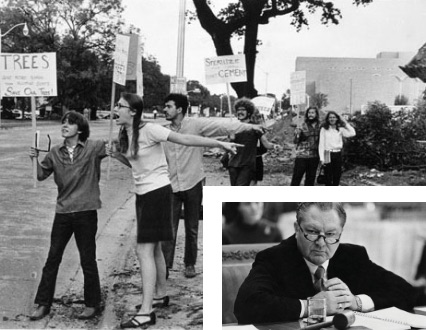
<box><xmin>0</xmin><ymin>119</ymin><xmax>134</xmax><ymax>320</ymax></box>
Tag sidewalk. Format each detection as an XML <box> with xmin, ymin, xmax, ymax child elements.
<box><xmin>1</xmin><ymin>184</ymin><xmax>203</xmax><ymax>330</ymax></box>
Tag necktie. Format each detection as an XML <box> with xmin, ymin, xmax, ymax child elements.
<box><xmin>314</xmin><ymin>266</ymin><xmax>325</xmax><ymax>292</ymax></box>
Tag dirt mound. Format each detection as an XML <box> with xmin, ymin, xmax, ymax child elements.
<box><xmin>263</xmin><ymin>115</ymin><xmax>296</xmax><ymax>175</ymax></box>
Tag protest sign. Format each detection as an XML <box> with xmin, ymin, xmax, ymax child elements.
<box><xmin>170</xmin><ymin>76</ymin><xmax>187</xmax><ymax>94</ymax></box>
<box><xmin>0</xmin><ymin>53</ymin><xmax>57</xmax><ymax>97</ymax></box>
<box><xmin>252</xmin><ymin>96</ymin><xmax>275</xmax><ymax>118</ymax></box>
<box><xmin>204</xmin><ymin>54</ymin><xmax>247</xmax><ymax>85</ymax></box>
<box><xmin>113</xmin><ymin>35</ymin><xmax>130</xmax><ymax>86</ymax></box>
<box><xmin>290</xmin><ymin>71</ymin><xmax>306</xmax><ymax>105</ymax></box>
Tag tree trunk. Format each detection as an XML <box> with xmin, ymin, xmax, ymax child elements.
<box><xmin>193</xmin><ymin>0</ymin><xmax>259</xmax><ymax>98</ymax></box>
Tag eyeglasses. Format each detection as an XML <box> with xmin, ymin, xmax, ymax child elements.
<box><xmin>115</xmin><ymin>103</ymin><xmax>133</xmax><ymax>110</ymax></box>
<box><xmin>297</xmin><ymin>222</ymin><xmax>341</xmax><ymax>245</ymax></box>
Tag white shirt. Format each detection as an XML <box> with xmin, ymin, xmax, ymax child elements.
<box><xmin>299</xmin><ymin>258</ymin><xmax>374</xmax><ymax>318</ymax></box>
<box><xmin>318</xmin><ymin>124</ymin><xmax>356</xmax><ymax>162</ymax></box>
<box><xmin>126</xmin><ymin>123</ymin><xmax>171</xmax><ymax>195</ymax></box>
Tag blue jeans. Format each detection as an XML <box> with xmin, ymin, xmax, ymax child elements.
<box><xmin>162</xmin><ymin>181</ymin><xmax>202</xmax><ymax>268</ymax></box>
<box><xmin>34</xmin><ymin>211</ymin><xmax>101</xmax><ymax>307</ymax></box>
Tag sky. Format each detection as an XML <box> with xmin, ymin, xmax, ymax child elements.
<box><xmin>121</xmin><ymin>0</ymin><xmax>426</xmax><ymax>97</ymax></box>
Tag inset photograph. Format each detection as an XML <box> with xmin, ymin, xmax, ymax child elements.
<box><xmin>222</xmin><ymin>202</ymin><xmax>426</xmax><ymax>329</ymax></box>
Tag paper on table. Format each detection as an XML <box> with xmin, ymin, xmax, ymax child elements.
<box><xmin>353</xmin><ymin>313</ymin><xmax>410</xmax><ymax>330</ymax></box>
<box><xmin>414</xmin><ymin>306</ymin><xmax>426</xmax><ymax>316</ymax></box>
<box><xmin>222</xmin><ymin>325</ymin><xmax>257</xmax><ymax>330</ymax></box>
<box><xmin>368</xmin><ymin>307</ymin><xmax>426</xmax><ymax>328</ymax></box>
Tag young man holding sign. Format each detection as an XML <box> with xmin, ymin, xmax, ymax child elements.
<box><xmin>29</xmin><ymin>111</ymin><xmax>107</xmax><ymax>320</ymax></box>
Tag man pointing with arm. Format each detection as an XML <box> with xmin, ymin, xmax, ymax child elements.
<box><xmin>234</xmin><ymin>202</ymin><xmax>418</xmax><ymax>324</ymax></box>
<box><xmin>161</xmin><ymin>93</ymin><xmax>266</xmax><ymax>278</ymax></box>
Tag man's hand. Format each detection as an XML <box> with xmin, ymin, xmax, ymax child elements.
<box><xmin>324</xmin><ymin>278</ymin><xmax>357</xmax><ymax>312</ymax></box>
<box><xmin>29</xmin><ymin>147</ymin><xmax>39</xmax><ymax>159</ymax></box>
<box><xmin>105</xmin><ymin>143</ymin><xmax>115</xmax><ymax>157</ymax></box>
<box><xmin>312</xmin><ymin>290</ymin><xmax>352</xmax><ymax>315</ymax></box>
<box><xmin>253</xmin><ymin>124</ymin><xmax>269</xmax><ymax>134</ymax></box>
<box><xmin>220</xmin><ymin>142</ymin><xmax>244</xmax><ymax>155</ymax></box>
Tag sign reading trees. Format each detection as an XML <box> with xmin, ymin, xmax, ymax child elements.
<box><xmin>204</xmin><ymin>54</ymin><xmax>247</xmax><ymax>84</ymax></box>
<box><xmin>0</xmin><ymin>53</ymin><xmax>57</xmax><ymax>97</ymax></box>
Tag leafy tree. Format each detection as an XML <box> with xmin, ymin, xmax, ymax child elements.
<box><xmin>0</xmin><ymin>0</ymin><xmax>125</xmax><ymax>112</ymax></box>
<box><xmin>310</xmin><ymin>92</ymin><xmax>329</xmax><ymax>110</ymax></box>
<box><xmin>190</xmin><ymin>0</ymin><xmax>373</xmax><ymax>98</ymax></box>
<box><xmin>345</xmin><ymin>101</ymin><xmax>426</xmax><ymax>170</ymax></box>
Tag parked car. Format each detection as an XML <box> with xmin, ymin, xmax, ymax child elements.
<box><xmin>97</xmin><ymin>110</ymin><xmax>117</xmax><ymax>119</ymax></box>
<box><xmin>12</xmin><ymin>109</ymin><xmax>23</xmax><ymax>119</ymax></box>
<box><xmin>23</xmin><ymin>110</ymin><xmax>40</xmax><ymax>119</ymax></box>
<box><xmin>0</xmin><ymin>109</ymin><xmax>18</xmax><ymax>119</ymax></box>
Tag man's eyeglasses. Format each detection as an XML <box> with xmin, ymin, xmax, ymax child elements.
<box><xmin>297</xmin><ymin>222</ymin><xmax>341</xmax><ymax>245</ymax></box>
<box><xmin>115</xmin><ymin>103</ymin><xmax>133</xmax><ymax>110</ymax></box>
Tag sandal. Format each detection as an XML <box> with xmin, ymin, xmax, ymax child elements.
<box><xmin>135</xmin><ymin>296</ymin><xmax>170</xmax><ymax>310</ymax></box>
<box><xmin>120</xmin><ymin>311</ymin><xmax>156</xmax><ymax>329</ymax></box>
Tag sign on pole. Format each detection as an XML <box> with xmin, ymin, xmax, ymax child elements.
<box><xmin>252</xmin><ymin>96</ymin><xmax>275</xmax><ymax>119</ymax></box>
<box><xmin>0</xmin><ymin>53</ymin><xmax>57</xmax><ymax>97</ymax></box>
<box><xmin>290</xmin><ymin>71</ymin><xmax>306</xmax><ymax>105</ymax></box>
<box><xmin>204</xmin><ymin>54</ymin><xmax>247</xmax><ymax>85</ymax></box>
<box><xmin>204</xmin><ymin>54</ymin><xmax>248</xmax><ymax>116</ymax></box>
<box><xmin>113</xmin><ymin>35</ymin><xmax>130</xmax><ymax>86</ymax></box>
<box><xmin>170</xmin><ymin>76</ymin><xmax>187</xmax><ymax>94</ymax></box>
<box><xmin>124</xmin><ymin>34</ymin><xmax>144</xmax><ymax>96</ymax></box>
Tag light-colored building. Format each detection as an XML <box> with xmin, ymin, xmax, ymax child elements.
<box><xmin>296</xmin><ymin>52</ymin><xmax>426</xmax><ymax>114</ymax></box>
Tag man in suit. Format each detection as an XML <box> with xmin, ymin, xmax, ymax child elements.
<box><xmin>234</xmin><ymin>202</ymin><xmax>418</xmax><ymax>324</ymax></box>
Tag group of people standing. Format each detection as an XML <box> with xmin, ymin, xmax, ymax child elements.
<box><xmin>221</xmin><ymin>99</ymin><xmax>355</xmax><ymax>187</ymax></box>
<box><xmin>291</xmin><ymin>107</ymin><xmax>356</xmax><ymax>186</ymax></box>
<box><xmin>27</xmin><ymin>92</ymin><xmax>267</xmax><ymax>328</ymax></box>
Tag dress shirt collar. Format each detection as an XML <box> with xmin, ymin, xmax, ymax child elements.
<box><xmin>304</xmin><ymin>258</ymin><xmax>329</xmax><ymax>278</ymax></box>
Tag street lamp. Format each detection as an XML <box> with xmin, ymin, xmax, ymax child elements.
<box><xmin>0</xmin><ymin>22</ymin><xmax>29</xmax><ymax>128</ymax></box>
<box><xmin>0</xmin><ymin>22</ymin><xmax>29</xmax><ymax>52</ymax></box>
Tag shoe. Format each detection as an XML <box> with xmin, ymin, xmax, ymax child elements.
<box><xmin>77</xmin><ymin>306</ymin><xmax>100</xmax><ymax>320</ymax></box>
<box><xmin>185</xmin><ymin>265</ymin><xmax>196</xmax><ymax>278</ymax></box>
<box><xmin>29</xmin><ymin>305</ymin><xmax>50</xmax><ymax>320</ymax></box>
<box><xmin>135</xmin><ymin>296</ymin><xmax>169</xmax><ymax>310</ymax></box>
<box><xmin>120</xmin><ymin>311</ymin><xmax>156</xmax><ymax>328</ymax></box>
<box><xmin>153</xmin><ymin>296</ymin><xmax>170</xmax><ymax>308</ymax></box>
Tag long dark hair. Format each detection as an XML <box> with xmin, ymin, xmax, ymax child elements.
<box><xmin>322</xmin><ymin>111</ymin><xmax>344</xmax><ymax>131</ymax></box>
<box><xmin>117</xmin><ymin>93</ymin><xmax>145</xmax><ymax>159</ymax></box>
<box><xmin>304</xmin><ymin>106</ymin><xmax>319</xmax><ymax>124</ymax></box>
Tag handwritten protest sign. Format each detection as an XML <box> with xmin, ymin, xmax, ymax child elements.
<box><xmin>0</xmin><ymin>53</ymin><xmax>57</xmax><ymax>97</ymax></box>
<box><xmin>113</xmin><ymin>34</ymin><xmax>130</xmax><ymax>86</ymax></box>
<box><xmin>170</xmin><ymin>76</ymin><xmax>187</xmax><ymax>94</ymax></box>
<box><xmin>204</xmin><ymin>54</ymin><xmax>247</xmax><ymax>85</ymax></box>
<box><xmin>290</xmin><ymin>71</ymin><xmax>306</xmax><ymax>105</ymax></box>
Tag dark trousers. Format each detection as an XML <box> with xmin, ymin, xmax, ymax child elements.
<box><xmin>34</xmin><ymin>211</ymin><xmax>101</xmax><ymax>307</ymax></box>
<box><xmin>290</xmin><ymin>157</ymin><xmax>320</xmax><ymax>186</ymax></box>
<box><xmin>229</xmin><ymin>166</ymin><xmax>254</xmax><ymax>186</ymax></box>
<box><xmin>162</xmin><ymin>181</ymin><xmax>202</xmax><ymax>269</ymax></box>
<box><xmin>324</xmin><ymin>152</ymin><xmax>342</xmax><ymax>186</ymax></box>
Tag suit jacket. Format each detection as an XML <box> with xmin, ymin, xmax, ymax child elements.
<box><xmin>234</xmin><ymin>235</ymin><xmax>417</xmax><ymax>324</ymax></box>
